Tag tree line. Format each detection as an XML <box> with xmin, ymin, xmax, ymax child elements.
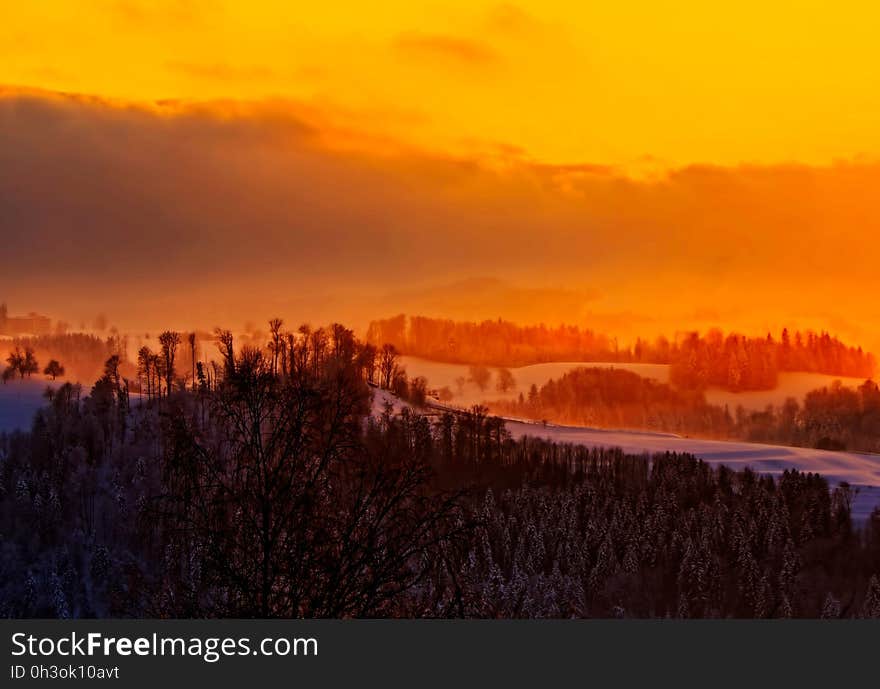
<box><xmin>1</xmin><ymin>319</ymin><xmax>879</xmax><ymax>618</ymax></box>
<box><xmin>3</xmin><ymin>333</ymin><xmax>125</xmax><ymax>383</ymax></box>
<box><xmin>3</xmin><ymin>346</ymin><xmax>65</xmax><ymax>383</ymax></box>
<box><xmin>670</xmin><ymin>328</ymin><xmax>874</xmax><ymax>391</ymax></box>
<box><xmin>492</xmin><ymin>367</ymin><xmax>732</xmax><ymax>437</ymax></box>
<box><xmin>492</xmin><ymin>366</ymin><xmax>880</xmax><ymax>453</ymax></box>
<box><xmin>366</xmin><ymin>315</ymin><xmax>875</xmax><ymax>391</ymax></box>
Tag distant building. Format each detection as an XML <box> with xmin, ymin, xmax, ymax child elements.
<box><xmin>0</xmin><ymin>303</ymin><xmax>52</xmax><ymax>336</ymax></box>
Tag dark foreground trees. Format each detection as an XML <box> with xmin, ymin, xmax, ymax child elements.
<box><xmin>156</xmin><ymin>340</ymin><xmax>462</xmax><ymax>616</ymax></box>
<box><xmin>1</xmin><ymin>320</ymin><xmax>879</xmax><ymax>618</ymax></box>
<box><xmin>0</xmin><ymin>322</ymin><xmax>466</xmax><ymax>618</ymax></box>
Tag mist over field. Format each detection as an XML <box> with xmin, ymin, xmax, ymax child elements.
<box><xmin>4</xmin><ymin>88</ymin><xmax>880</xmax><ymax>353</ymax></box>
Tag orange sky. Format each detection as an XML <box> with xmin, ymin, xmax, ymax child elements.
<box><xmin>2</xmin><ymin>2</ymin><xmax>880</xmax><ymax>351</ymax></box>
<box><xmin>3</xmin><ymin>1</ymin><xmax>880</xmax><ymax>169</ymax></box>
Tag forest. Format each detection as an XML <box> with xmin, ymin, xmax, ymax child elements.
<box><xmin>2</xmin><ymin>333</ymin><xmax>129</xmax><ymax>384</ymax></box>
<box><xmin>1</xmin><ymin>320</ymin><xmax>879</xmax><ymax>618</ymax></box>
<box><xmin>493</xmin><ymin>367</ymin><xmax>880</xmax><ymax>453</ymax></box>
<box><xmin>366</xmin><ymin>315</ymin><xmax>875</xmax><ymax>391</ymax></box>
<box><xmin>492</xmin><ymin>368</ymin><xmax>732</xmax><ymax>437</ymax></box>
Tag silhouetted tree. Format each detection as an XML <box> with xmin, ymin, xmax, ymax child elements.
<box><xmin>43</xmin><ymin>359</ymin><xmax>64</xmax><ymax>380</ymax></box>
<box><xmin>188</xmin><ymin>332</ymin><xmax>197</xmax><ymax>392</ymax></box>
<box><xmin>22</xmin><ymin>347</ymin><xmax>39</xmax><ymax>378</ymax></box>
<box><xmin>468</xmin><ymin>365</ymin><xmax>491</xmax><ymax>392</ymax></box>
<box><xmin>4</xmin><ymin>346</ymin><xmax>37</xmax><ymax>379</ymax></box>
<box><xmin>4</xmin><ymin>347</ymin><xmax>24</xmax><ymax>379</ymax></box>
<box><xmin>154</xmin><ymin>338</ymin><xmax>460</xmax><ymax>616</ymax></box>
<box><xmin>862</xmin><ymin>575</ymin><xmax>880</xmax><ymax>618</ymax></box>
<box><xmin>496</xmin><ymin>367</ymin><xmax>516</xmax><ymax>393</ymax></box>
<box><xmin>408</xmin><ymin>376</ymin><xmax>428</xmax><ymax>406</ymax></box>
<box><xmin>357</xmin><ymin>342</ymin><xmax>378</xmax><ymax>384</ymax></box>
<box><xmin>158</xmin><ymin>331</ymin><xmax>181</xmax><ymax>397</ymax></box>
<box><xmin>268</xmin><ymin>318</ymin><xmax>283</xmax><ymax>376</ymax></box>
<box><xmin>379</xmin><ymin>343</ymin><xmax>400</xmax><ymax>389</ymax></box>
<box><xmin>3</xmin><ymin>318</ymin><xmax>879</xmax><ymax>620</ymax></box>
<box><xmin>215</xmin><ymin>328</ymin><xmax>235</xmax><ymax>379</ymax></box>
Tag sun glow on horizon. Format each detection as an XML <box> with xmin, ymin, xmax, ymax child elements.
<box><xmin>4</xmin><ymin>1</ymin><xmax>880</xmax><ymax>354</ymax></box>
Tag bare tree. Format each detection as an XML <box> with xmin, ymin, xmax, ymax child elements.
<box><xmin>44</xmin><ymin>359</ymin><xmax>65</xmax><ymax>380</ymax></box>
<box><xmin>408</xmin><ymin>375</ymin><xmax>428</xmax><ymax>406</ymax></box>
<box><xmin>214</xmin><ymin>328</ymin><xmax>235</xmax><ymax>379</ymax></box>
<box><xmin>358</xmin><ymin>342</ymin><xmax>378</xmax><ymax>384</ymax></box>
<box><xmin>268</xmin><ymin>318</ymin><xmax>284</xmax><ymax>377</ymax></box>
<box><xmin>158</xmin><ymin>331</ymin><xmax>181</xmax><ymax>397</ymax></box>
<box><xmin>5</xmin><ymin>347</ymin><xmax>24</xmax><ymax>379</ymax></box>
<box><xmin>137</xmin><ymin>346</ymin><xmax>153</xmax><ymax>399</ymax></box>
<box><xmin>496</xmin><ymin>367</ymin><xmax>516</xmax><ymax>393</ymax></box>
<box><xmin>468</xmin><ymin>364</ymin><xmax>491</xmax><ymax>392</ymax></box>
<box><xmin>188</xmin><ymin>332</ymin><xmax>197</xmax><ymax>392</ymax></box>
<box><xmin>20</xmin><ymin>347</ymin><xmax>39</xmax><ymax>378</ymax></box>
<box><xmin>154</xmin><ymin>335</ymin><xmax>462</xmax><ymax>617</ymax></box>
<box><xmin>152</xmin><ymin>353</ymin><xmax>164</xmax><ymax>396</ymax></box>
<box><xmin>379</xmin><ymin>343</ymin><xmax>399</xmax><ymax>389</ymax></box>
<box><xmin>4</xmin><ymin>347</ymin><xmax>38</xmax><ymax>379</ymax></box>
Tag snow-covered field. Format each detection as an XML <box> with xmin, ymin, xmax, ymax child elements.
<box><xmin>0</xmin><ymin>379</ymin><xmax>56</xmax><ymax>434</ymax></box>
<box><xmin>502</xmin><ymin>417</ymin><xmax>880</xmax><ymax>522</ymax></box>
<box><xmin>373</xmin><ymin>387</ymin><xmax>880</xmax><ymax>522</ymax></box>
<box><xmin>400</xmin><ymin>356</ymin><xmax>870</xmax><ymax>411</ymax></box>
<box><xmin>401</xmin><ymin>357</ymin><xmax>669</xmax><ymax>407</ymax></box>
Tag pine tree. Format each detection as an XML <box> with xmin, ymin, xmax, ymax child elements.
<box><xmin>778</xmin><ymin>538</ymin><xmax>800</xmax><ymax>600</ymax></box>
<box><xmin>821</xmin><ymin>592</ymin><xmax>841</xmax><ymax>619</ymax></box>
<box><xmin>778</xmin><ymin>594</ymin><xmax>793</xmax><ymax>618</ymax></box>
<box><xmin>861</xmin><ymin>575</ymin><xmax>880</xmax><ymax>618</ymax></box>
<box><xmin>677</xmin><ymin>592</ymin><xmax>690</xmax><ymax>619</ymax></box>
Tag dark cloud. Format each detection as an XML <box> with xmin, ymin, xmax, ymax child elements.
<box><xmin>1</xmin><ymin>88</ymin><xmax>879</xmax><ymax>345</ymax></box>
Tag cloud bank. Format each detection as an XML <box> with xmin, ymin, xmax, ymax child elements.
<box><xmin>1</xmin><ymin>88</ymin><xmax>879</xmax><ymax>346</ymax></box>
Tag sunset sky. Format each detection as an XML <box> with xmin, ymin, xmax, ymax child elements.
<box><xmin>2</xmin><ymin>1</ymin><xmax>880</xmax><ymax>348</ymax></box>
<box><xmin>4</xmin><ymin>1</ymin><xmax>880</xmax><ymax>168</ymax></box>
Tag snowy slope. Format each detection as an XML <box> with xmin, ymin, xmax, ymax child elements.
<box><xmin>400</xmin><ymin>356</ymin><xmax>870</xmax><ymax>411</ymax></box>
<box><xmin>401</xmin><ymin>357</ymin><xmax>669</xmax><ymax>407</ymax></box>
<box><xmin>502</xmin><ymin>418</ymin><xmax>880</xmax><ymax>521</ymax></box>
<box><xmin>0</xmin><ymin>379</ymin><xmax>56</xmax><ymax>434</ymax></box>
<box><xmin>372</xmin><ymin>387</ymin><xmax>880</xmax><ymax>522</ymax></box>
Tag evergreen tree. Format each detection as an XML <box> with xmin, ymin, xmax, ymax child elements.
<box><xmin>861</xmin><ymin>575</ymin><xmax>880</xmax><ymax>618</ymax></box>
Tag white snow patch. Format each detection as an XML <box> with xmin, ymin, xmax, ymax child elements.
<box><xmin>0</xmin><ymin>379</ymin><xmax>58</xmax><ymax>433</ymax></box>
<box><xmin>506</xmin><ymin>419</ymin><xmax>880</xmax><ymax>521</ymax></box>
<box><xmin>400</xmin><ymin>356</ymin><xmax>871</xmax><ymax>411</ymax></box>
<box><xmin>371</xmin><ymin>387</ymin><xmax>880</xmax><ymax>522</ymax></box>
